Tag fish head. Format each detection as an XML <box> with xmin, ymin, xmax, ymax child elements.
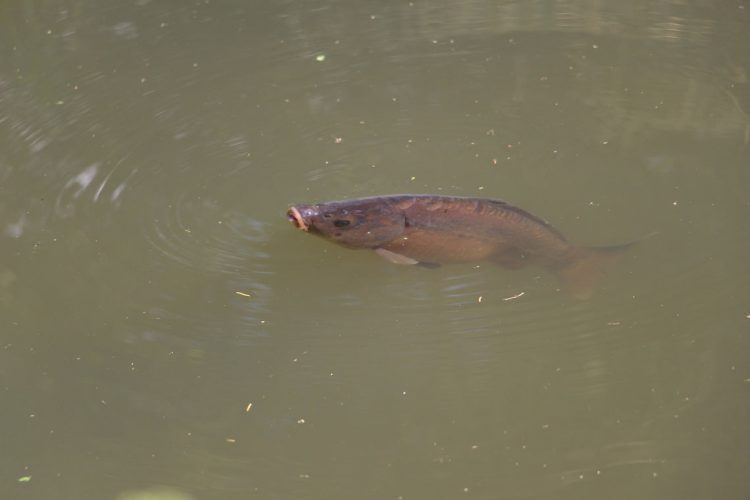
<box><xmin>287</xmin><ymin>198</ymin><xmax>406</xmax><ymax>248</ymax></box>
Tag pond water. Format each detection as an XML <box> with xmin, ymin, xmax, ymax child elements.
<box><xmin>1</xmin><ymin>1</ymin><xmax>748</xmax><ymax>499</ymax></box>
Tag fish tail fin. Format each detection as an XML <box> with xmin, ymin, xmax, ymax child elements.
<box><xmin>556</xmin><ymin>242</ymin><xmax>634</xmax><ymax>299</ymax></box>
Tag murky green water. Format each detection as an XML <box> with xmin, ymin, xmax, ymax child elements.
<box><xmin>2</xmin><ymin>1</ymin><xmax>748</xmax><ymax>499</ymax></box>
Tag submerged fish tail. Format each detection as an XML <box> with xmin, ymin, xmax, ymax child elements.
<box><xmin>556</xmin><ymin>242</ymin><xmax>635</xmax><ymax>299</ymax></box>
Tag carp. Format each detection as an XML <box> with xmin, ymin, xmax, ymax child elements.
<box><xmin>287</xmin><ymin>194</ymin><xmax>634</xmax><ymax>298</ymax></box>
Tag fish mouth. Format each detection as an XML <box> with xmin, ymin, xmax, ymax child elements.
<box><xmin>287</xmin><ymin>206</ymin><xmax>309</xmax><ymax>231</ymax></box>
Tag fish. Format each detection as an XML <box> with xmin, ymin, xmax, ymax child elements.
<box><xmin>287</xmin><ymin>194</ymin><xmax>635</xmax><ymax>298</ymax></box>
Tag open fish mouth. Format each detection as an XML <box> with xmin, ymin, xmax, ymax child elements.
<box><xmin>287</xmin><ymin>206</ymin><xmax>309</xmax><ymax>231</ymax></box>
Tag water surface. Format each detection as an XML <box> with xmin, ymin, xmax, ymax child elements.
<box><xmin>1</xmin><ymin>1</ymin><xmax>749</xmax><ymax>499</ymax></box>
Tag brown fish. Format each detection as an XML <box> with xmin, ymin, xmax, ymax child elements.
<box><xmin>287</xmin><ymin>195</ymin><xmax>633</xmax><ymax>298</ymax></box>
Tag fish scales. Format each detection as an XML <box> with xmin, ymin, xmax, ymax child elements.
<box><xmin>395</xmin><ymin>196</ymin><xmax>571</xmax><ymax>263</ymax></box>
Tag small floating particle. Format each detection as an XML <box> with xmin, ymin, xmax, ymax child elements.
<box><xmin>478</xmin><ymin>296</ymin><xmax>483</xmax><ymax>303</ymax></box>
<box><xmin>235</xmin><ymin>291</ymin><xmax>252</xmax><ymax>298</ymax></box>
<box><xmin>17</xmin><ymin>476</ymin><xmax>31</xmax><ymax>483</ymax></box>
<box><xmin>245</xmin><ymin>403</ymin><xmax>253</xmax><ymax>412</ymax></box>
<box><xmin>297</xmin><ymin>418</ymin><xmax>305</xmax><ymax>424</ymax></box>
<box><xmin>410</xmin><ymin>176</ymin><xmax>416</xmax><ymax>181</ymax></box>
<box><xmin>334</xmin><ymin>137</ymin><xmax>342</xmax><ymax>144</ymax></box>
<box><xmin>315</xmin><ymin>54</ymin><xmax>326</xmax><ymax>62</ymax></box>
<box><xmin>607</xmin><ymin>321</ymin><xmax>621</xmax><ymax>326</ymax></box>
<box><xmin>226</xmin><ymin>438</ymin><xmax>236</xmax><ymax>443</ymax></box>
<box><xmin>503</xmin><ymin>291</ymin><xmax>525</xmax><ymax>301</ymax></box>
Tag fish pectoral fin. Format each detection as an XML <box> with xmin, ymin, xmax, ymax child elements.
<box><xmin>375</xmin><ymin>248</ymin><xmax>419</xmax><ymax>265</ymax></box>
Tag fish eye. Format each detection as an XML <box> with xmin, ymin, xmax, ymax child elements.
<box><xmin>323</xmin><ymin>213</ymin><xmax>332</xmax><ymax>219</ymax></box>
<box><xmin>333</xmin><ymin>219</ymin><xmax>350</xmax><ymax>228</ymax></box>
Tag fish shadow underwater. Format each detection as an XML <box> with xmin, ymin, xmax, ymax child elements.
<box><xmin>287</xmin><ymin>194</ymin><xmax>649</xmax><ymax>300</ymax></box>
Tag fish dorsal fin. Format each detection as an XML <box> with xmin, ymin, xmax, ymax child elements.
<box><xmin>375</xmin><ymin>248</ymin><xmax>419</xmax><ymax>265</ymax></box>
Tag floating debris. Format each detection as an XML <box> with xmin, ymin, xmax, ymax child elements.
<box><xmin>503</xmin><ymin>291</ymin><xmax>525</xmax><ymax>301</ymax></box>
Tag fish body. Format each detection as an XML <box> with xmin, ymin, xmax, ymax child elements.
<box><xmin>287</xmin><ymin>195</ymin><xmax>631</xmax><ymax>297</ymax></box>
